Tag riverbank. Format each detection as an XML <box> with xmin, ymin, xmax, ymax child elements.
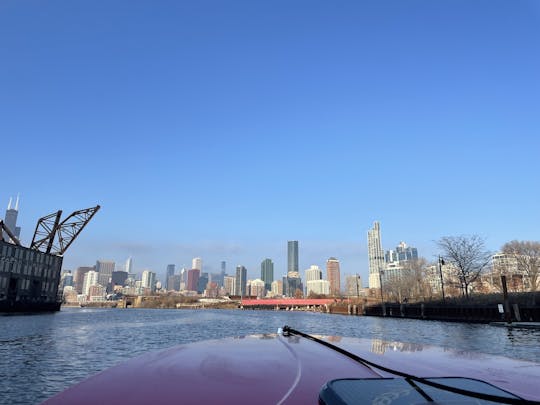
<box><xmin>364</xmin><ymin>302</ymin><xmax>540</xmax><ymax>323</ymax></box>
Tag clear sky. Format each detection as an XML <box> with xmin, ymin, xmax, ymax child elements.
<box><xmin>1</xmin><ymin>0</ymin><xmax>539</xmax><ymax>284</ymax></box>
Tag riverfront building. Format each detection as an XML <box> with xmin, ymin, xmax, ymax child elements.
<box><xmin>326</xmin><ymin>258</ymin><xmax>341</xmax><ymax>296</ymax></box>
<box><xmin>306</xmin><ymin>279</ymin><xmax>330</xmax><ymax>296</ymax></box>
<box><xmin>368</xmin><ymin>221</ymin><xmax>385</xmax><ymax>289</ymax></box>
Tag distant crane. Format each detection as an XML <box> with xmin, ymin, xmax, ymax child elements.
<box><xmin>31</xmin><ymin>205</ymin><xmax>100</xmax><ymax>255</ymax></box>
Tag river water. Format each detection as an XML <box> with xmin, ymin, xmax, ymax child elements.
<box><xmin>1</xmin><ymin>307</ymin><xmax>539</xmax><ymax>404</ymax></box>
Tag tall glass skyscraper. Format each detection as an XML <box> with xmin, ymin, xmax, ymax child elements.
<box><xmin>368</xmin><ymin>221</ymin><xmax>385</xmax><ymax>289</ymax></box>
<box><xmin>235</xmin><ymin>265</ymin><xmax>247</xmax><ymax>297</ymax></box>
<box><xmin>287</xmin><ymin>241</ymin><xmax>299</xmax><ymax>274</ymax></box>
<box><xmin>260</xmin><ymin>258</ymin><xmax>274</xmax><ymax>291</ymax></box>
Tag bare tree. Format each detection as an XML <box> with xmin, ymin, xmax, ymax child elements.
<box><xmin>502</xmin><ymin>240</ymin><xmax>540</xmax><ymax>292</ymax></box>
<box><xmin>436</xmin><ymin>235</ymin><xmax>491</xmax><ymax>299</ymax></box>
<box><xmin>381</xmin><ymin>258</ymin><xmax>430</xmax><ymax>303</ymax></box>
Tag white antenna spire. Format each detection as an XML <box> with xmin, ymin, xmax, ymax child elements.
<box><xmin>15</xmin><ymin>193</ymin><xmax>19</xmax><ymax>211</ymax></box>
<box><xmin>7</xmin><ymin>197</ymin><xmax>12</xmax><ymax>210</ymax></box>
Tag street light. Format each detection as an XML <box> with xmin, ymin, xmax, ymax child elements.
<box><xmin>438</xmin><ymin>256</ymin><xmax>446</xmax><ymax>302</ymax></box>
<box><xmin>379</xmin><ymin>269</ymin><xmax>385</xmax><ymax>316</ymax></box>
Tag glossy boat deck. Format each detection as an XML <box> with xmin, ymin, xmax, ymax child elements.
<box><xmin>43</xmin><ymin>334</ymin><xmax>540</xmax><ymax>404</ymax></box>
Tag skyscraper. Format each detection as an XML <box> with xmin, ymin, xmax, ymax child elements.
<box><xmin>141</xmin><ymin>270</ymin><xmax>157</xmax><ymax>291</ymax></box>
<box><xmin>305</xmin><ymin>265</ymin><xmax>322</xmax><ymax>283</ymax></box>
<box><xmin>165</xmin><ymin>264</ymin><xmax>176</xmax><ymax>290</ymax></box>
<box><xmin>260</xmin><ymin>258</ymin><xmax>274</xmax><ymax>291</ymax></box>
<box><xmin>368</xmin><ymin>221</ymin><xmax>385</xmax><ymax>289</ymax></box>
<box><xmin>235</xmin><ymin>265</ymin><xmax>247</xmax><ymax>297</ymax></box>
<box><xmin>192</xmin><ymin>257</ymin><xmax>202</xmax><ymax>271</ymax></box>
<box><xmin>385</xmin><ymin>241</ymin><xmax>419</xmax><ymax>263</ymax></box>
<box><xmin>2</xmin><ymin>195</ymin><xmax>21</xmax><ymax>243</ymax></box>
<box><xmin>187</xmin><ymin>269</ymin><xmax>200</xmax><ymax>292</ymax></box>
<box><xmin>96</xmin><ymin>260</ymin><xmax>115</xmax><ymax>289</ymax></box>
<box><xmin>326</xmin><ymin>258</ymin><xmax>341</xmax><ymax>296</ymax></box>
<box><xmin>287</xmin><ymin>241</ymin><xmax>299</xmax><ymax>274</ymax></box>
<box><xmin>125</xmin><ymin>257</ymin><xmax>133</xmax><ymax>274</ymax></box>
<box><xmin>74</xmin><ymin>266</ymin><xmax>94</xmax><ymax>293</ymax></box>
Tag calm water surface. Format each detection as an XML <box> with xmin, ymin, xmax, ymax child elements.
<box><xmin>1</xmin><ymin>308</ymin><xmax>539</xmax><ymax>404</ymax></box>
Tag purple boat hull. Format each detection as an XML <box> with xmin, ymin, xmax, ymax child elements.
<box><xmin>43</xmin><ymin>334</ymin><xmax>540</xmax><ymax>404</ymax></box>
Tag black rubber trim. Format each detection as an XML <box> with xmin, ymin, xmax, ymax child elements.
<box><xmin>282</xmin><ymin>325</ymin><xmax>540</xmax><ymax>405</ymax></box>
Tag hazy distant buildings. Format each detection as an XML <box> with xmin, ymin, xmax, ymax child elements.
<box><xmin>326</xmin><ymin>258</ymin><xmax>341</xmax><ymax>296</ymax></box>
<box><xmin>2</xmin><ymin>195</ymin><xmax>21</xmax><ymax>243</ymax></box>
<box><xmin>287</xmin><ymin>241</ymin><xmax>299</xmax><ymax>273</ymax></box>
<box><xmin>82</xmin><ymin>270</ymin><xmax>99</xmax><ymax>297</ymax></box>
<box><xmin>192</xmin><ymin>257</ymin><xmax>202</xmax><ymax>271</ymax></box>
<box><xmin>198</xmin><ymin>272</ymin><xmax>209</xmax><ymax>294</ymax></box>
<box><xmin>260</xmin><ymin>258</ymin><xmax>274</xmax><ymax>291</ymax></box>
<box><xmin>165</xmin><ymin>264</ymin><xmax>176</xmax><ymax>290</ymax></box>
<box><xmin>111</xmin><ymin>271</ymin><xmax>128</xmax><ymax>288</ymax></box>
<box><xmin>187</xmin><ymin>269</ymin><xmax>200</xmax><ymax>292</ymax></box>
<box><xmin>125</xmin><ymin>257</ymin><xmax>133</xmax><ymax>274</ymax></box>
<box><xmin>235</xmin><ymin>266</ymin><xmax>247</xmax><ymax>297</ymax></box>
<box><xmin>368</xmin><ymin>221</ymin><xmax>385</xmax><ymax>289</ymax></box>
<box><xmin>224</xmin><ymin>275</ymin><xmax>236</xmax><ymax>296</ymax></box>
<box><xmin>141</xmin><ymin>270</ymin><xmax>157</xmax><ymax>291</ymax></box>
<box><xmin>96</xmin><ymin>260</ymin><xmax>115</xmax><ymax>290</ymax></box>
<box><xmin>74</xmin><ymin>266</ymin><xmax>94</xmax><ymax>293</ymax></box>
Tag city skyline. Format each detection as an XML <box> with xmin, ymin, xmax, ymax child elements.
<box><xmin>2</xmin><ymin>1</ymin><xmax>538</xmax><ymax>285</ymax></box>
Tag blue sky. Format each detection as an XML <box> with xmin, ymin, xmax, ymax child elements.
<box><xmin>1</xmin><ymin>1</ymin><xmax>539</xmax><ymax>284</ymax></box>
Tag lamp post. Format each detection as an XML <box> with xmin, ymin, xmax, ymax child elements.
<box><xmin>438</xmin><ymin>256</ymin><xmax>446</xmax><ymax>303</ymax></box>
<box><xmin>379</xmin><ymin>269</ymin><xmax>385</xmax><ymax>316</ymax></box>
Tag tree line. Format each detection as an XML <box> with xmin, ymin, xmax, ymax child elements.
<box><xmin>380</xmin><ymin>236</ymin><xmax>540</xmax><ymax>303</ymax></box>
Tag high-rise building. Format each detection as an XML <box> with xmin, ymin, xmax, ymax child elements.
<box><xmin>306</xmin><ymin>279</ymin><xmax>330</xmax><ymax>296</ymax></box>
<box><xmin>385</xmin><ymin>241</ymin><xmax>418</xmax><ymax>263</ymax></box>
<box><xmin>141</xmin><ymin>270</ymin><xmax>157</xmax><ymax>291</ymax></box>
<box><xmin>326</xmin><ymin>258</ymin><xmax>341</xmax><ymax>296</ymax></box>
<box><xmin>187</xmin><ymin>269</ymin><xmax>200</xmax><ymax>292</ymax></box>
<box><xmin>260</xmin><ymin>258</ymin><xmax>274</xmax><ymax>291</ymax></box>
<box><xmin>165</xmin><ymin>264</ymin><xmax>176</xmax><ymax>290</ymax></box>
<box><xmin>305</xmin><ymin>265</ymin><xmax>322</xmax><ymax>283</ymax></box>
<box><xmin>224</xmin><ymin>275</ymin><xmax>236</xmax><ymax>296</ymax></box>
<box><xmin>345</xmin><ymin>274</ymin><xmax>362</xmax><ymax>297</ymax></box>
<box><xmin>197</xmin><ymin>272</ymin><xmax>209</xmax><ymax>294</ymax></box>
<box><xmin>235</xmin><ymin>265</ymin><xmax>247</xmax><ymax>297</ymax></box>
<box><xmin>96</xmin><ymin>260</ymin><xmax>115</xmax><ymax>290</ymax></box>
<box><xmin>111</xmin><ymin>271</ymin><xmax>128</xmax><ymax>288</ymax></box>
<box><xmin>287</xmin><ymin>241</ymin><xmax>299</xmax><ymax>274</ymax></box>
<box><xmin>2</xmin><ymin>195</ymin><xmax>21</xmax><ymax>243</ymax></box>
<box><xmin>125</xmin><ymin>257</ymin><xmax>133</xmax><ymax>274</ymax></box>
<box><xmin>249</xmin><ymin>279</ymin><xmax>265</xmax><ymax>298</ymax></box>
<box><xmin>192</xmin><ymin>257</ymin><xmax>202</xmax><ymax>271</ymax></box>
<box><xmin>368</xmin><ymin>221</ymin><xmax>385</xmax><ymax>289</ymax></box>
<box><xmin>83</xmin><ymin>270</ymin><xmax>99</xmax><ymax>297</ymax></box>
<box><xmin>60</xmin><ymin>270</ymin><xmax>73</xmax><ymax>289</ymax></box>
<box><xmin>74</xmin><ymin>266</ymin><xmax>94</xmax><ymax>293</ymax></box>
<box><xmin>271</xmin><ymin>280</ymin><xmax>283</xmax><ymax>297</ymax></box>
